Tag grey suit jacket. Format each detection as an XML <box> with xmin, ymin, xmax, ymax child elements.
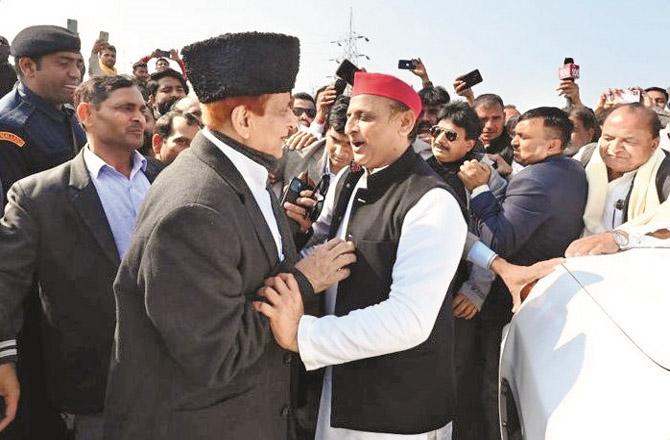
<box><xmin>104</xmin><ymin>132</ymin><xmax>312</xmax><ymax>440</ymax></box>
<box><xmin>0</xmin><ymin>149</ymin><xmax>161</xmax><ymax>413</ymax></box>
<box><xmin>272</xmin><ymin>139</ymin><xmax>327</xmax><ymax>196</ymax></box>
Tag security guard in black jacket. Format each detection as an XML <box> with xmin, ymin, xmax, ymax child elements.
<box><xmin>0</xmin><ymin>25</ymin><xmax>85</xmax><ymax>440</ymax></box>
<box><xmin>0</xmin><ymin>25</ymin><xmax>85</xmax><ymax>207</ymax></box>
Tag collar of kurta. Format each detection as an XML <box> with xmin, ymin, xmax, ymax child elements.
<box><xmin>352</xmin><ymin>145</ymin><xmax>416</xmax><ymax>199</ymax></box>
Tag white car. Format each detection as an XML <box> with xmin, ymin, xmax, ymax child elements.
<box><xmin>499</xmin><ymin>248</ymin><xmax>670</xmax><ymax>440</ymax></box>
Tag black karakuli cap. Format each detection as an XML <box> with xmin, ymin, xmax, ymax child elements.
<box><xmin>10</xmin><ymin>25</ymin><xmax>81</xmax><ymax>58</ymax></box>
<box><xmin>181</xmin><ymin>32</ymin><xmax>300</xmax><ymax>103</ymax></box>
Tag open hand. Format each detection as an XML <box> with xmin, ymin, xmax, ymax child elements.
<box><xmin>295</xmin><ymin>238</ymin><xmax>356</xmax><ymax>292</ymax></box>
<box><xmin>491</xmin><ymin>257</ymin><xmax>563</xmax><ymax>313</ymax></box>
<box><xmin>254</xmin><ymin>273</ymin><xmax>304</xmax><ymax>352</ymax></box>
<box><xmin>285</xmin><ymin>130</ymin><xmax>317</xmax><ymax>151</ymax></box>
<box><xmin>565</xmin><ymin>232</ymin><xmax>619</xmax><ymax>257</ymax></box>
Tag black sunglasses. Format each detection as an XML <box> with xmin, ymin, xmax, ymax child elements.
<box><xmin>430</xmin><ymin>126</ymin><xmax>459</xmax><ymax>142</ymax></box>
<box><xmin>293</xmin><ymin>107</ymin><xmax>316</xmax><ymax>119</ymax></box>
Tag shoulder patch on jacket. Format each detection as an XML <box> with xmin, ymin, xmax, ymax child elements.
<box><xmin>0</xmin><ymin>131</ymin><xmax>25</xmax><ymax>147</ymax></box>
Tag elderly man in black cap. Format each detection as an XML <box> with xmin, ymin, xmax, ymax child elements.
<box><xmin>0</xmin><ymin>25</ymin><xmax>86</xmax><ymax>205</ymax></box>
<box><xmin>103</xmin><ymin>32</ymin><xmax>355</xmax><ymax>440</ymax></box>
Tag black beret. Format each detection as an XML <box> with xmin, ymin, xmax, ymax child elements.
<box><xmin>181</xmin><ymin>32</ymin><xmax>299</xmax><ymax>103</ymax></box>
<box><xmin>10</xmin><ymin>25</ymin><xmax>80</xmax><ymax>58</ymax></box>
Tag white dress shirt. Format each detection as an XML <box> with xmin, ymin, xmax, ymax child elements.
<box><xmin>601</xmin><ymin>171</ymin><xmax>636</xmax><ymax>230</ymax></box>
<box><xmin>298</xmin><ymin>168</ymin><xmax>466</xmax><ymax>439</ymax></box>
<box><xmin>203</xmin><ymin>128</ymin><xmax>283</xmax><ymax>260</ymax></box>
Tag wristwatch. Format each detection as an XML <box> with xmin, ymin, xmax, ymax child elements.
<box><xmin>612</xmin><ymin>229</ymin><xmax>629</xmax><ymax>250</ymax></box>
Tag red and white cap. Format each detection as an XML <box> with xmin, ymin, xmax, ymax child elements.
<box><xmin>351</xmin><ymin>72</ymin><xmax>422</xmax><ymax>119</ymax></box>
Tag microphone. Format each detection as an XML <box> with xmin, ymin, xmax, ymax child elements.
<box><xmin>615</xmin><ymin>199</ymin><xmax>624</xmax><ymax>210</ymax></box>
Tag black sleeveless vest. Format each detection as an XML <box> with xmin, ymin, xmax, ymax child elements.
<box><xmin>327</xmin><ymin>147</ymin><xmax>457</xmax><ymax>434</ymax></box>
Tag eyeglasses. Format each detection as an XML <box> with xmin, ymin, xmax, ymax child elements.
<box><xmin>293</xmin><ymin>107</ymin><xmax>316</xmax><ymax>119</ymax></box>
<box><xmin>430</xmin><ymin>126</ymin><xmax>459</xmax><ymax>142</ymax></box>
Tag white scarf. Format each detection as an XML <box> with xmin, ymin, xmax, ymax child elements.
<box><xmin>583</xmin><ymin>144</ymin><xmax>670</xmax><ymax>235</ymax></box>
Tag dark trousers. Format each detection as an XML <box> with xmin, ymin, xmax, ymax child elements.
<box><xmin>453</xmin><ymin>316</ymin><xmax>485</xmax><ymax>440</ymax></box>
<box><xmin>481</xmin><ymin>282</ymin><xmax>513</xmax><ymax>440</ymax></box>
<box><xmin>453</xmin><ymin>282</ymin><xmax>512</xmax><ymax>440</ymax></box>
<box><xmin>0</xmin><ymin>292</ymin><xmax>69</xmax><ymax>440</ymax></box>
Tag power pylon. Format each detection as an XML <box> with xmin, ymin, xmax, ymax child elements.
<box><xmin>329</xmin><ymin>7</ymin><xmax>370</xmax><ymax>66</ymax></box>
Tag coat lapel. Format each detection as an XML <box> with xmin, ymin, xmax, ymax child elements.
<box><xmin>190</xmin><ymin>133</ymin><xmax>280</xmax><ymax>267</ymax></box>
<box><xmin>68</xmin><ymin>149</ymin><xmax>121</xmax><ymax>267</ymax></box>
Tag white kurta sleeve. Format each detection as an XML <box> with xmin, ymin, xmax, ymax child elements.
<box><xmin>297</xmin><ymin>187</ymin><xmax>467</xmax><ymax>371</ymax></box>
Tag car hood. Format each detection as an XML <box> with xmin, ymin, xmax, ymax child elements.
<box><xmin>556</xmin><ymin>248</ymin><xmax>670</xmax><ymax>370</ymax></box>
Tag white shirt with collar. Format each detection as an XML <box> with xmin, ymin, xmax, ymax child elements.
<box><xmin>299</xmin><ymin>165</ymin><xmax>466</xmax><ymax>439</ymax></box>
<box><xmin>602</xmin><ymin>171</ymin><xmax>636</xmax><ymax>230</ymax></box>
<box><xmin>203</xmin><ymin>128</ymin><xmax>283</xmax><ymax>261</ymax></box>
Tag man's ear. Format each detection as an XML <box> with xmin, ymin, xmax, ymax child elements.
<box><xmin>398</xmin><ymin>110</ymin><xmax>416</xmax><ymax>138</ymax></box>
<box><xmin>17</xmin><ymin>57</ymin><xmax>37</xmax><ymax>78</ymax></box>
<box><xmin>151</xmin><ymin>134</ymin><xmax>163</xmax><ymax>157</ymax></box>
<box><xmin>76</xmin><ymin>102</ymin><xmax>92</xmax><ymax>130</ymax></box>
<box><xmin>651</xmin><ymin>136</ymin><xmax>660</xmax><ymax>151</ymax></box>
<box><xmin>230</xmin><ymin>105</ymin><xmax>252</xmax><ymax>140</ymax></box>
<box><xmin>549</xmin><ymin>137</ymin><xmax>563</xmax><ymax>154</ymax></box>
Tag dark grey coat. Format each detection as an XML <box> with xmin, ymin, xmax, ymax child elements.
<box><xmin>0</xmin><ymin>149</ymin><xmax>161</xmax><ymax>415</ymax></box>
<box><xmin>103</xmin><ymin>132</ymin><xmax>312</xmax><ymax>440</ymax></box>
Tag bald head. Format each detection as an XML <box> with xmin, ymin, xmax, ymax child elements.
<box><xmin>605</xmin><ymin>103</ymin><xmax>662</xmax><ymax>139</ymax></box>
<box><xmin>599</xmin><ymin>103</ymin><xmax>661</xmax><ymax>178</ymax></box>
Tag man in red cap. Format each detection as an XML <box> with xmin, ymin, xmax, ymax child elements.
<box><xmin>256</xmin><ymin>71</ymin><xmax>467</xmax><ymax>438</ymax></box>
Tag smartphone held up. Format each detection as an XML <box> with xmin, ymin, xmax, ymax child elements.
<box><xmin>456</xmin><ymin>69</ymin><xmax>483</xmax><ymax>89</ymax></box>
<box><xmin>398</xmin><ymin>59</ymin><xmax>419</xmax><ymax>70</ymax></box>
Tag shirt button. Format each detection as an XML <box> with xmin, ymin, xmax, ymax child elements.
<box><xmin>283</xmin><ymin>353</ymin><xmax>292</xmax><ymax>365</ymax></box>
<box><xmin>280</xmin><ymin>405</ymin><xmax>290</xmax><ymax>417</ymax></box>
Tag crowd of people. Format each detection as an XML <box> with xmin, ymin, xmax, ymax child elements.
<box><xmin>0</xmin><ymin>24</ymin><xmax>668</xmax><ymax>440</ymax></box>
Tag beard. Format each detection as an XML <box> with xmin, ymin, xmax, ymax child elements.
<box><xmin>156</xmin><ymin>96</ymin><xmax>181</xmax><ymax>116</ymax></box>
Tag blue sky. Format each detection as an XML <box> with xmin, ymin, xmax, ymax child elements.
<box><xmin>2</xmin><ymin>0</ymin><xmax>668</xmax><ymax>110</ymax></box>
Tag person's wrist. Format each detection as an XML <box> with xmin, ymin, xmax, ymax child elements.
<box><xmin>470</xmin><ymin>184</ymin><xmax>490</xmax><ymax>198</ymax></box>
<box><xmin>612</xmin><ymin>229</ymin><xmax>630</xmax><ymax>250</ymax></box>
<box><xmin>490</xmin><ymin>256</ymin><xmax>509</xmax><ymax>275</ymax></box>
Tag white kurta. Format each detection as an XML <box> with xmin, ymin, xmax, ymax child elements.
<box><xmin>298</xmin><ymin>168</ymin><xmax>467</xmax><ymax>439</ymax></box>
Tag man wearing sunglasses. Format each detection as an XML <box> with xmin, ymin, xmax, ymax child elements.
<box><xmin>292</xmin><ymin>92</ymin><xmax>317</xmax><ymax>128</ymax></box>
<box><xmin>428</xmin><ymin>102</ymin><xmax>507</xmax><ymax>440</ymax></box>
<box><xmin>276</xmin><ymin>96</ymin><xmax>353</xmax><ymax>227</ymax></box>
